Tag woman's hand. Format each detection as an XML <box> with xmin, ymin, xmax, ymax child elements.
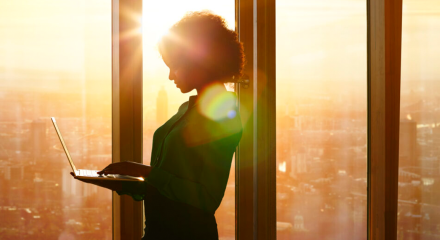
<box><xmin>70</xmin><ymin>172</ymin><xmax>123</xmax><ymax>191</ymax></box>
<box><xmin>97</xmin><ymin>162</ymin><xmax>152</xmax><ymax>178</ymax></box>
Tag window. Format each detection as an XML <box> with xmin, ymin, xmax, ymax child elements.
<box><xmin>398</xmin><ymin>1</ymin><xmax>440</xmax><ymax>238</ymax></box>
<box><xmin>1</xmin><ymin>0</ymin><xmax>407</xmax><ymax>239</ymax></box>
<box><xmin>276</xmin><ymin>1</ymin><xmax>367</xmax><ymax>239</ymax></box>
<box><xmin>0</xmin><ymin>1</ymin><xmax>112</xmax><ymax>239</ymax></box>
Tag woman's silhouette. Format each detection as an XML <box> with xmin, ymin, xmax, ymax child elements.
<box><xmin>73</xmin><ymin>11</ymin><xmax>244</xmax><ymax>239</ymax></box>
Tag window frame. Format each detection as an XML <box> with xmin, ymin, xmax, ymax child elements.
<box><xmin>112</xmin><ymin>0</ymin><xmax>144</xmax><ymax>239</ymax></box>
<box><xmin>236</xmin><ymin>0</ymin><xmax>404</xmax><ymax>239</ymax></box>
<box><xmin>111</xmin><ymin>0</ymin><xmax>404</xmax><ymax>239</ymax></box>
<box><xmin>367</xmin><ymin>0</ymin><xmax>402</xmax><ymax>239</ymax></box>
<box><xmin>235</xmin><ymin>0</ymin><xmax>276</xmax><ymax>239</ymax></box>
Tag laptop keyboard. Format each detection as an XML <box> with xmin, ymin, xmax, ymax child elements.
<box><xmin>78</xmin><ymin>169</ymin><xmax>98</xmax><ymax>177</ymax></box>
<box><xmin>78</xmin><ymin>169</ymin><xmax>119</xmax><ymax>178</ymax></box>
<box><xmin>77</xmin><ymin>169</ymin><xmax>140</xmax><ymax>180</ymax></box>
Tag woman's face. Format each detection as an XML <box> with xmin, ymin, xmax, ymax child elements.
<box><xmin>162</xmin><ymin>51</ymin><xmax>208</xmax><ymax>93</ymax></box>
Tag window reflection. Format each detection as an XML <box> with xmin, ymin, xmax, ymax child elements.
<box><xmin>276</xmin><ymin>1</ymin><xmax>367</xmax><ymax>239</ymax></box>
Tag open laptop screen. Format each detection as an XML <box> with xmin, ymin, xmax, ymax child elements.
<box><xmin>51</xmin><ymin>117</ymin><xmax>77</xmax><ymax>173</ymax></box>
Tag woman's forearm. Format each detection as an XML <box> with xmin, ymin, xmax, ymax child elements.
<box><xmin>129</xmin><ymin>162</ymin><xmax>152</xmax><ymax>178</ymax></box>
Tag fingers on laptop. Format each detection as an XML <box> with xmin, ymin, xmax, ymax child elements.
<box><xmin>98</xmin><ymin>164</ymin><xmax>114</xmax><ymax>175</ymax></box>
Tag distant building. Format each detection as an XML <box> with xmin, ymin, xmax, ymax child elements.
<box><xmin>4</xmin><ymin>166</ymin><xmax>24</xmax><ymax>181</ymax></box>
<box><xmin>62</xmin><ymin>168</ymin><xmax>77</xmax><ymax>196</ymax></box>
<box><xmin>293</xmin><ymin>215</ymin><xmax>307</xmax><ymax>232</ymax></box>
<box><xmin>62</xmin><ymin>167</ymin><xmax>97</xmax><ymax>198</ymax></box>
<box><xmin>31</xmin><ymin>119</ymin><xmax>47</xmax><ymax>165</ymax></box>
<box><xmin>292</xmin><ymin>115</ymin><xmax>302</xmax><ymax>130</ymax></box>
<box><xmin>399</xmin><ymin>119</ymin><xmax>417</xmax><ymax>167</ymax></box>
<box><xmin>290</xmin><ymin>149</ymin><xmax>307</xmax><ymax>178</ymax></box>
<box><xmin>156</xmin><ymin>87</ymin><xmax>168</xmax><ymax>125</ymax></box>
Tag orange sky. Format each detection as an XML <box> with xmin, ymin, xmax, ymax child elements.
<box><xmin>0</xmin><ymin>0</ymin><xmax>439</xmax><ymax>91</ymax></box>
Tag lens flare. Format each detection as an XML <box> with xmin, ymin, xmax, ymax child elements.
<box><xmin>182</xmin><ymin>83</ymin><xmax>241</xmax><ymax>148</ymax></box>
<box><xmin>197</xmin><ymin>83</ymin><xmax>237</xmax><ymax>122</ymax></box>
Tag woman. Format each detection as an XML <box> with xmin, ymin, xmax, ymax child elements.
<box><xmin>74</xmin><ymin>11</ymin><xmax>244</xmax><ymax>239</ymax></box>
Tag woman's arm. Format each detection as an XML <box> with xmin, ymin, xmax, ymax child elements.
<box><xmin>70</xmin><ymin>162</ymin><xmax>151</xmax><ymax>194</ymax></box>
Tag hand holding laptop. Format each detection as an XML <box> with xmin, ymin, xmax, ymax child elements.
<box><xmin>71</xmin><ymin>172</ymin><xmax>123</xmax><ymax>192</ymax></box>
<box><xmin>70</xmin><ymin>162</ymin><xmax>151</xmax><ymax>192</ymax></box>
<box><xmin>51</xmin><ymin>117</ymin><xmax>146</xmax><ymax>183</ymax></box>
<box><xmin>51</xmin><ymin>117</ymin><xmax>152</xmax><ymax>195</ymax></box>
<box><xmin>98</xmin><ymin>162</ymin><xmax>152</xmax><ymax>179</ymax></box>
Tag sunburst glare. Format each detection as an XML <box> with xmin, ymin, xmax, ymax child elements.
<box><xmin>197</xmin><ymin>83</ymin><xmax>237</xmax><ymax>121</ymax></box>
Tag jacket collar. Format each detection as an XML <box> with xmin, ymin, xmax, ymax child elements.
<box><xmin>188</xmin><ymin>95</ymin><xmax>198</xmax><ymax>109</ymax></box>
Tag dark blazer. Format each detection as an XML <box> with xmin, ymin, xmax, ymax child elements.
<box><xmin>118</xmin><ymin>92</ymin><xmax>242</xmax><ymax>239</ymax></box>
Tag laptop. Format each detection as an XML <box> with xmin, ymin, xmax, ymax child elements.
<box><xmin>51</xmin><ymin>117</ymin><xmax>144</xmax><ymax>182</ymax></box>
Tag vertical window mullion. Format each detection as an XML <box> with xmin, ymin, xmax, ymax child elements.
<box><xmin>236</xmin><ymin>0</ymin><xmax>276</xmax><ymax>239</ymax></box>
<box><xmin>236</xmin><ymin>0</ymin><xmax>255</xmax><ymax>238</ymax></box>
<box><xmin>367</xmin><ymin>0</ymin><xmax>402</xmax><ymax>239</ymax></box>
<box><xmin>112</xmin><ymin>0</ymin><xmax>143</xmax><ymax>239</ymax></box>
<box><xmin>254</xmin><ymin>0</ymin><xmax>276</xmax><ymax>239</ymax></box>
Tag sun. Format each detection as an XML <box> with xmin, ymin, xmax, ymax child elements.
<box><xmin>141</xmin><ymin>0</ymin><xmax>235</xmax><ymax>50</ymax></box>
<box><xmin>142</xmin><ymin>2</ymin><xmax>187</xmax><ymax>48</ymax></box>
<box><xmin>140</xmin><ymin>0</ymin><xmax>235</xmax><ymax>73</ymax></box>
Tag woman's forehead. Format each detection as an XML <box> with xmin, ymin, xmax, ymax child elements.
<box><xmin>162</xmin><ymin>49</ymin><xmax>186</xmax><ymax>67</ymax></box>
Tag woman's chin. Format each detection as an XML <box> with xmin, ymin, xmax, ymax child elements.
<box><xmin>180</xmin><ymin>89</ymin><xmax>191</xmax><ymax>93</ymax></box>
<box><xmin>177</xmin><ymin>86</ymin><xmax>192</xmax><ymax>93</ymax></box>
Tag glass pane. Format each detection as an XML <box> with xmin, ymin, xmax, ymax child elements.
<box><xmin>397</xmin><ymin>1</ymin><xmax>440</xmax><ymax>239</ymax></box>
<box><xmin>0</xmin><ymin>1</ymin><xmax>112</xmax><ymax>239</ymax></box>
<box><xmin>141</xmin><ymin>2</ymin><xmax>236</xmax><ymax>239</ymax></box>
<box><xmin>276</xmin><ymin>1</ymin><xmax>367</xmax><ymax>239</ymax></box>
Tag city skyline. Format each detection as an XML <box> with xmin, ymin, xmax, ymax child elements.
<box><xmin>1</xmin><ymin>0</ymin><xmax>439</xmax><ymax>239</ymax></box>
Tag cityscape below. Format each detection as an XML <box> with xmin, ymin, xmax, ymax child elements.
<box><xmin>1</xmin><ymin>0</ymin><xmax>439</xmax><ymax>239</ymax></box>
<box><xmin>0</xmin><ymin>79</ymin><xmax>439</xmax><ymax>239</ymax></box>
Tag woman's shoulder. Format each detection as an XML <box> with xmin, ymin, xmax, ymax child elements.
<box><xmin>178</xmin><ymin>101</ymin><xmax>190</xmax><ymax>112</ymax></box>
<box><xmin>195</xmin><ymin>91</ymin><xmax>239</xmax><ymax>121</ymax></box>
<box><xmin>182</xmin><ymin>92</ymin><xmax>242</xmax><ymax>144</ymax></box>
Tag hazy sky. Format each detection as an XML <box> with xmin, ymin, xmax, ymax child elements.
<box><xmin>0</xmin><ymin>0</ymin><xmax>438</xmax><ymax>87</ymax></box>
<box><xmin>0</xmin><ymin>1</ymin><xmax>110</xmax><ymax>72</ymax></box>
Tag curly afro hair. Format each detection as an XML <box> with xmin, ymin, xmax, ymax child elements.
<box><xmin>158</xmin><ymin>11</ymin><xmax>245</xmax><ymax>83</ymax></box>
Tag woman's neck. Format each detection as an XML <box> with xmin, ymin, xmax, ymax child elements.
<box><xmin>196</xmin><ymin>81</ymin><xmax>227</xmax><ymax>96</ymax></box>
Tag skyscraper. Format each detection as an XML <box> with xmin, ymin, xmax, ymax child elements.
<box><xmin>399</xmin><ymin>119</ymin><xmax>418</xmax><ymax>167</ymax></box>
<box><xmin>31</xmin><ymin>119</ymin><xmax>47</xmax><ymax>165</ymax></box>
<box><xmin>156</xmin><ymin>86</ymin><xmax>168</xmax><ymax>126</ymax></box>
